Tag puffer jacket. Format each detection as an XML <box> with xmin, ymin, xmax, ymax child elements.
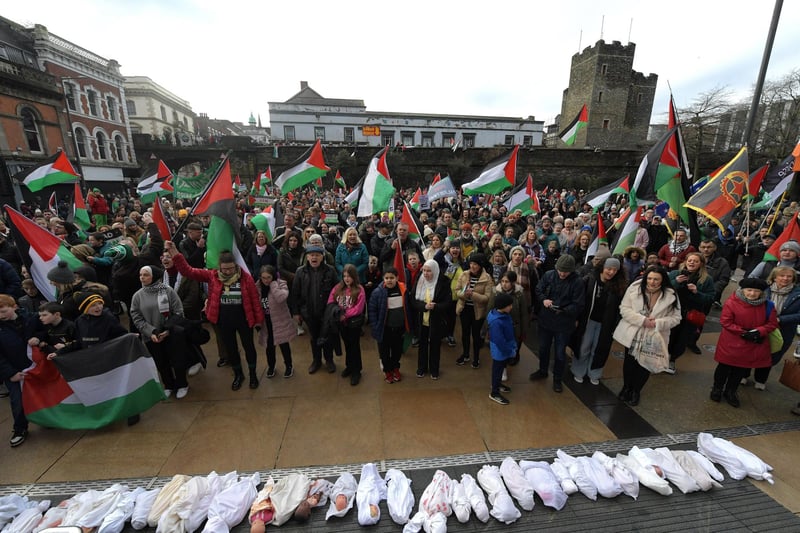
<box><xmin>613</xmin><ymin>279</ymin><xmax>681</xmax><ymax>349</ymax></box>
<box><xmin>535</xmin><ymin>269</ymin><xmax>585</xmax><ymax>333</ymax></box>
<box><xmin>715</xmin><ymin>292</ymin><xmax>778</xmax><ymax>368</ymax></box>
<box><xmin>766</xmin><ymin>284</ymin><xmax>800</xmax><ymax>356</ymax></box>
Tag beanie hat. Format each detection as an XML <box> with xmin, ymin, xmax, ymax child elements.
<box><xmin>604</xmin><ymin>257</ymin><xmax>621</xmax><ymax>270</ymax></box>
<box><xmin>555</xmin><ymin>254</ymin><xmax>576</xmax><ymax>273</ymax></box>
<box><xmin>494</xmin><ymin>291</ymin><xmax>514</xmax><ymax>310</ymax></box>
<box><xmin>739</xmin><ymin>277</ymin><xmax>768</xmax><ymax>291</ymax></box>
<box><xmin>468</xmin><ymin>252</ymin><xmax>487</xmax><ymax>267</ymax></box>
<box><xmin>77</xmin><ymin>292</ymin><xmax>104</xmax><ymax>314</ymax></box>
<box><xmin>593</xmin><ymin>247</ymin><xmax>611</xmax><ymax>260</ymax></box>
<box><xmin>780</xmin><ymin>240</ymin><xmax>800</xmax><ymax>253</ymax></box>
<box><xmin>47</xmin><ymin>261</ymin><xmax>75</xmax><ymax>284</ymax></box>
<box><xmin>74</xmin><ymin>265</ymin><xmax>98</xmax><ymax>283</ymax></box>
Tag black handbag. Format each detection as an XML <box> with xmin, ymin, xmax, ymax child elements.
<box><xmin>346</xmin><ymin>314</ymin><xmax>365</xmax><ymax>328</ymax></box>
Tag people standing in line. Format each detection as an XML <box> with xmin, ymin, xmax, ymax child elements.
<box><xmin>571</xmin><ymin>257</ymin><xmax>627</xmax><ymax>385</ymax></box>
<box><xmin>256</xmin><ymin>265</ymin><xmax>295</xmax><ymax>379</ymax></box>
<box><xmin>328</xmin><ymin>264</ymin><xmax>366</xmax><ymax>386</ymax></box>
<box><xmin>488</xmin><ymin>292</ymin><xmax>516</xmax><ymax>405</ymax></box>
<box><xmin>712</xmin><ymin>278</ymin><xmax>778</xmax><ymax>408</ymax></box>
<box><xmin>530</xmin><ymin>255</ymin><xmax>585</xmax><ymax>393</ymax></box>
<box><xmin>412</xmin><ymin>260</ymin><xmax>452</xmax><ymax>379</ymax></box>
<box><xmin>666</xmin><ymin>252</ymin><xmax>715</xmax><ymax>372</ymax></box>
<box><xmin>613</xmin><ymin>266</ymin><xmax>681</xmax><ymax>406</ymax></box>
<box><xmin>368</xmin><ymin>267</ymin><xmax>408</xmax><ymax>384</ymax></box>
<box><xmin>165</xmin><ymin>242</ymin><xmax>264</xmax><ymax>391</ymax></box>
<box><xmin>290</xmin><ymin>242</ymin><xmax>339</xmax><ymax>375</ymax></box>
<box><xmin>455</xmin><ymin>253</ymin><xmax>494</xmax><ymax>369</ymax></box>
<box><xmin>130</xmin><ymin>265</ymin><xmax>188</xmax><ymax>399</ymax></box>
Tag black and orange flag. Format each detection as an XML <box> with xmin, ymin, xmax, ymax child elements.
<box><xmin>684</xmin><ymin>147</ymin><xmax>749</xmax><ymax>231</ymax></box>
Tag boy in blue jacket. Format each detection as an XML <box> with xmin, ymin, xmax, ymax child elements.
<box><xmin>488</xmin><ymin>292</ymin><xmax>516</xmax><ymax>405</ymax></box>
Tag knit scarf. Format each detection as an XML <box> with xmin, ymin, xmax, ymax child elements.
<box><xmin>256</xmin><ymin>244</ymin><xmax>267</xmax><ymax>255</ymax></box>
<box><xmin>217</xmin><ymin>267</ymin><xmax>241</xmax><ymax>292</ymax></box>
<box><xmin>769</xmin><ymin>283</ymin><xmax>792</xmax><ymax>314</ymax></box>
<box><xmin>735</xmin><ymin>289</ymin><xmax>767</xmax><ymax>306</ymax></box>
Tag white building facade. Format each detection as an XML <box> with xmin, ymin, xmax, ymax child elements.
<box><xmin>269</xmin><ymin>82</ymin><xmax>544</xmax><ymax>148</ymax></box>
<box><xmin>124</xmin><ymin>76</ymin><xmax>196</xmax><ymax>146</ymax></box>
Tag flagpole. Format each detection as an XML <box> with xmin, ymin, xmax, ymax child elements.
<box><xmin>173</xmin><ymin>150</ymin><xmax>232</xmax><ymax>239</ymax></box>
<box><xmin>767</xmin><ymin>190</ymin><xmax>787</xmax><ymax>234</ymax></box>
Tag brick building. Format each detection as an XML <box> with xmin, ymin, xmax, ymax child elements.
<box><xmin>554</xmin><ymin>40</ymin><xmax>657</xmax><ymax>150</ymax></box>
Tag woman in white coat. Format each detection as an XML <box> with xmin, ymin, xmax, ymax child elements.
<box><xmin>613</xmin><ymin>265</ymin><xmax>681</xmax><ymax>406</ymax></box>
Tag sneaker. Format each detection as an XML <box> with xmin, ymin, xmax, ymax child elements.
<box><xmin>499</xmin><ymin>384</ymin><xmax>512</xmax><ymax>393</ymax></box>
<box><xmin>308</xmin><ymin>360</ymin><xmax>321</xmax><ymax>374</ymax></box>
<box><xmin>176</xmin><ymin>387</ymin><xmax>189</xmax><ymax>399</ymax></box>
<box><xmin>216</xmin><ymin>359</ymin><xmax>229</xmax><ymax>367</ymax></box>
<box><xmin>754</xmin><ymin>382</ymin><xmax>766</xmax><ymax>391</ymax></box>
<box><xmin>392</xmin><ymin>369</ymin><xmax>402</xmax><ymax>382</ymax></box>
<box><xmin>688</xmin><ymin>344</ymin><xmax>702</xmax><ymax>355</ymax></box>
<box><xmin>489</xmin><ymin>393</ymin><xmax>510</xmax><ymax>405</ymax></box>
<box><xmin>529</xmin><ymin>370</ymin><xmax>548</xmax><ymax>381</ymax></box>
<box><xmin>9</xmin><ymin>430</ymin><xmax>27</xmax><ymax>447</ymax></box>
<box><xmin>284</xmin><ymin>367</ymin><xmax>294</xmax><ymax>378</ymax></box>
<box><xmin>553</xmin><ymin>381</ymin><xmax>563</xmax><ymax>393</ymax></box>
<box><xmin>187</xmin><ymin>363</ymin><xmax>203</xmax><ymax>377</ymax></box>
<box><xmin>664</xmin><ymin>361</ymin><xmax>676</xmax><ymax>375</ymax></box>
<box><xmin>740</xmin><ymin>377</ymin><xmax>750</xmax><ymax>386</ymax></box>
<box><xmin>573</xmin><ymin>375</ymin><xmax>584</xmax><ymax>384</ymax></box>
<box><xmin>416</xmin><ymin>369</ymin><xmax>425</xmax><ymax>378</ymax></box>
<box><xmin>411</xmin><ymin>336</ymin><xmax>420</xmax><ymax>347</ymax></box>
<box><xmin>713</xmin><ymin>301</ymin><xmax>723</xmax><ymax>309</ymax></box>
<box><xmin>385</xmin><ymin>372</ymin><xmax>394</xmax><ymax>384</ymax></box>
<box><xmin>325</xmin><ymin>360</ymin><xmax>336</xmax><ymax>373</ymax></box>
<box><xmin>431</xmin><ymin>374</ymin><xmax>440</xmax><ymax>380</ymax></box>
<box><xmin>163</xmin><ymin>389</ymin><xmax>173</xmax><ymax>399</ymax></box>
<box><xmin>341</xmin><ymin>367</ymin><xmax>352</xmax><ymax>378</ymax></box>
<box><xmin>471</xmin><ymin>360</ymin><xmax>480</xmax><ymax>369</ymax></box>
<box><xmin>447</xmin><ymin>336</ymin><xmax>456</xmax><ymax>347</ymax></box>
<box><xmin>456</xmin><ymin>355</ymin><xmax>469</xmax><ymax>366</ymax></box>
<box><xmin>710</xmin><ymin>388</ymin><xmax>723</xmax><ymax>402</ymax></box>
<box><xmin>266</xmin><ymin>367</ymin><xmax>276</xmax><ymax>378</ymax></box>
<box><xmin>589</xmin><ymin>378</ymin><xmax>600</xmax><ymax>386</ymax></box>
<box><xmin>297</xmin><ymin>326</ymin><xmax>305</xmax><ymax>336</ymax></box>
<box><xmin>350</xmin><ymin>373</ymin><xmax>361</xmax><ymax>386</ymax></box>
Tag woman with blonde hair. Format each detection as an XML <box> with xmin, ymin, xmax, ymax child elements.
<box><xmin>335</xmin><ymin>227</ymin><xmax>369</xmax><ymax>283</ymax></box>
<box><xmin>423</xmin><ymin>233</ymin><xmax>444</xmax><ymax>261</ymax></box>
<box><xmin>666</xmin><ymin>252</ymin><xmax>715</xmax><ymax>373</ymax></box>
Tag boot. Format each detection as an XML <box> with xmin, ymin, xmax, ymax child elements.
<box><xmin>627</xmin><ymin>390</ymin><xmax>640</xmax><ymax>406</ymax></box>
<box><xmin>249</xmin><ymin>371</ymin><xmax>259</xmax><ymax>389</ymax></box>
<box><xmin>724</xmin><ymin>390</ymin><xmax>740</xmax><ymax>408</ymax></box>
<box><xmin>618</xmin><ymin>387</ymin><xmax>631</xmax><ymax>402</ymax></box>
<box><xmin>709</xmin><ymin>388</ymin><xmax>723</xmax><ymax>402</ymax></box>
<box><xmin>231</xmin><ymin>370</ymin><xmax>245</xmax><ymax>391</ymax></box>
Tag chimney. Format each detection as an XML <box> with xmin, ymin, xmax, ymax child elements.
<box><xmin>300</xmin><ymin>81</ymin><xmax>308</xmax><ymax>90</ymax></box>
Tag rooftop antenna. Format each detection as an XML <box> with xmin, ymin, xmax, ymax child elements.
<box><xmin>628</xmin><ymin>18</ymin><xmax>633</xmax><ymax>43</ymax></box>
<box><xmin>600</xmin><ymin>15</ymin><xmax>605</xmax><ymax>40</ymax></box>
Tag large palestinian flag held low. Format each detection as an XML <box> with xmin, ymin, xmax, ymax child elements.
<box><xmin>16</xmin><ymin>151</ymin><xmax>80</xmax><ymax>192</ymax></box>
<box><xmin>23</xmin><ymin>335</ymin><xmax>165</xmax><ymax>430</ymax></box>
<box><xmin>461</xmin><ymin>145</ymin><xmax>519</xmax><ymax>195</ymax></box>
<box><xmin>274</xmin><ymin>139</ymin><xmax>330</xmax><ymax>194</ymax></box>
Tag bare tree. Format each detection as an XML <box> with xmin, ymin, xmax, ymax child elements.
<box><xmin>678</xmin><ymin>86</ymin><xmax>733</xmax><ymax>177</ymax></box>
<box><xmin>752</xmin><ymin>68</ymin><xmax>800</xmax><ymax>160</ymax></box>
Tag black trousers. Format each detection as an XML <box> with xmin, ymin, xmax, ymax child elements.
<box><xmin>418</xmin><ymin>325</ymin><xmax>442</xmax><ymax>376</ymax></box>
<box><xmin>265</xmin><ymin>317</ymin><xmax>292</xmax><ymax>370</ymax></box>
<box><xmin>218</xmin><ymin>318</ymin><xmax>258</xmax><ymax>374</ymax></box>
<box><xmin>622</xmin><ymin>348</ymin><xmax>651</xmax><ymax>393</ymax></box>
<box><xmin>379</xmin><ymin>326</ymin><xmax>404</xmax><ymax>373</ymax></box>
<box><xmin>460</xmin><ymin>305</ymin><xmax>485</xmax><ymax>361</ymax></box>
<box><xmin>713</xmin><ymin>363</ymin><xmax>748</xmax><ymax>393</ymax></box>
<box><xmin>148</xmin><ymin>335</ymin><xmax>187</xmax><ymax>390</ymax></box>
<box><xmin>341</xmin><ymin>325</ymin><xmax>363</xmax><ymax>374</ymax></box>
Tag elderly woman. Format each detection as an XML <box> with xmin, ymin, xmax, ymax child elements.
<box><xmin>613</xmin><ymin>265</ymin><xmax>681</xmax><ymax>406</ymax></box>
<box><xmin>130</xmin><ymin>265</ymin><xmax>188</xmax><ymax>398</ymax></box>
<box><xmin>712</xmin><ymin>278</ymin><xmax>778</xmax><ymax>407</ymax></box>
<box><xmin>742</xmin><ymin>266</ymin><xmax>800</xmax><ymax>390</ymax></box>
<box><xmin>335</xmin><ymin>227</ymin><xmax>369</xmax><ymax>283</ymax></box>
<box><xmin>667</xmin><ymin>252</ymin><xmax>715</xmax><ymax>372</ymax></box>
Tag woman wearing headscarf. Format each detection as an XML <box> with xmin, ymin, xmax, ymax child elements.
<box><xmin>130</xmin><ymin>265</ymin><xmax>188</xmax><ymax>398</ymax></box>
<box><xmin>412</xmin><ymin>259</ymin><xmax>452</xmax><ymax>380</ymax></box>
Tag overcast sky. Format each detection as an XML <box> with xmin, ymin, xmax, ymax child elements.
<box><xmin>6</xmin><ymin>1</ymin><xmax>799</xmax><ymax>128</ymax></box>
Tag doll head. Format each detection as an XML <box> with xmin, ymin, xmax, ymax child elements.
<box><xmin>293</xmin><ymin>501</ymin><xmax>311</xmax><ymax>522</ymax></box>
<box><xmin>335</xmin><ymin>493</ymin><xmax>348</xmax><ymax>511</ymax></box>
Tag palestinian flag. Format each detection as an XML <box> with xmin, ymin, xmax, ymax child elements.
<box><xmin>559</xmin><ymin>104</ymin><xmax>588</xmax><ymax>146</ymax></box>
<box><xmin>250</xmin><ymin>205</ymin><xmax>276</xmax><ymax>242</ymax></box>
<box><xmin>401</xmin><ymin>201</ymin><xmax>423</xmax><ymax>245</ymax></box>
<box><xmin>759</xmin><ymin>142</ymin><xmax>800</xmax><ymax>206</ymax></box>
<box><xmin>630</xmin><ymin>127</ymin><xmax>678</xmax><ymax>204</ymax></box>
<box><xmin>763</xmin><ymin>212</ymin><xmax>800</xmax><ymax>262</ymax></box>
<box><xmin>69</xmin><ymin>183</ymin><xmax>92</xmax><ymax>233</ymax></box>
<box><xmin>428</xmin><ymin>175</ymin><xmax>457</xmax><ymax>201</ymax></box>
<box><xmin>335</xmin><ymin>170</ymin><xmax>346</xmax><ymax>189</ymax></box>
<box><xmin>585</xmin><ymin>215</ymin><xmax>608</xmax><ymax>262</ymax></box>
<box><xmin>4</xmin><ymin>205</ymin><xmax>82</xmax><ymax>301</ymax></box>
<box><xmin>136</xmin><ymin>160</ymin><xmax>174</xmax><ymax>204</ymax></box>
<box><xmin>344</xmin><ymin>181</ymin><xmax>361</xmax><ymax>207</ymax></box>
<box><xmin>152</xmin><ymin>198</ymin><xmax>171</xmax><ymax>241</ymax></box>
<box><xmin>262</xmin><ymin>166</ymin><xmax>272</xmax><ymax>184</ymax></box>
<box><xmin>410</xmin><ymin>187</ymin><xmax>422</xmax><ymax>211</ymax></box>
<box><xmin>684</xmin><ymin>147</ymin><xmax>749</xmax><ymax>230</ymax></box>
<box><xmin>190</xmin><ymin>157</ymin><xmax>248</xmax><ymax>271</ymax></box>
<box><xmin>16</xmin><ymin>151</ymin><xmax>79</xmax><ymax>192</ymax></box>
<box><xmin>23</xmin><ymin>335</ymin><xmax>165</xmax><ymax>430</ymax></box>
<box><xmin>611</xmin><ymin>205</ymin><xmax>644</xmax><ymax>253</ymax></box>
<box><xmin>747</xmin><ymin>164</ymin><xmax>769</xmax><ymax>198</ymax></box>
<box><xmin>356</xmin><ymin>147</ymin><xmax>396</xmax><ymax>218</ymax></box>
<box><xmin>502</xmin><ymin>174</ymin><xmax>537</xmax><ymax>215</ymax></box>
<box><xmin>314</xmin><ymin>176</ymin><xmax>323</xmax><ymax>189</ymax></box>
<box><xmin>431</xmin><ymin>173</ymin><xmax>441</xmax><ymax>185</ymax></box>
<box><xmin>275</xmin><ymin>139</ymin><xmax>330</xmax><ymax>194</ymax></box>
<box><xmin>461</xmin><ymin>145</ymin><xmax>519</xmax><ymax>195</ymax></box>
<box><xmin>47</xmin><ymin>191</ymin><xmax>57</xmax><ymax>215</ymax></box>
<box><xmin>583</xmin><ymin>175</ymin><xmax>629</xmax><ymax>211</ymax></box>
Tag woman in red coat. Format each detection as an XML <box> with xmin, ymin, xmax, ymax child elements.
<box><xmin>713</xmin><ymin>277</ymin><xmax>778</xmax><ymax>408</ymax></box>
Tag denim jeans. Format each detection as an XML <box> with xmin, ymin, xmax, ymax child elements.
<box><xmin>537</xmin><ymin>326</ymin><xmax>571</xmax><ymax>381</ymax></box>
<box><xmin>4</xmin><ymin>379</ymin><xmax>27</xmax><ymax>433</ymax></box>
<box><xmin>571</xmin><ymin>319</ymin><xmax>604</xmax><ymax>381</ymax></box>
<box><xmin>491</xmin><ymin>358</ymin><xmax>508</xmax><ymax>394</ymax></box>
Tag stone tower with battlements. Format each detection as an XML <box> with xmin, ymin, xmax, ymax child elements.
<box><xmin>560</xmin><ymin>39</ymin><xmax>657</xmax><ymax>150</ymax></box>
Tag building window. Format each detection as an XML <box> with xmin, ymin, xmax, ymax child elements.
<box><xmin>343</xmin><ymin>127</ymin><xmax>354</xmax><ymax>143</ymax></box>
<box><xmin>87</xmin><ymin>90</ymin><xmax>98</xmax><ymax>116</ymax></box>
<box><xmin>183</xmin><ymin>116</ymin><xmax>188</xmax><ymax>129</ymax></box>
<box><xmin>114</xmin><ymin>135</ymin><xmax>125</xmax><ymax>161</ymax></box>
<box><xmin>126</xmin><ymin>100</ymin><xmax>136</xmax><ymax>115</ymax></box>
<box><xmin>172</xmin><ymin>111</ymin><xmax>179</xmax><ymax>124</ymax></box>
<box><xmin>504</xmin><ymin>135</ymin><xmax>515</xmax><ymax>145</ymax></box>
<box><xmin>75</xmin><ymin>128</ymin><xmax>87</xmax><ymax>158</ymax></box>
<box><xmin>20</xmin><ymin>108</ymin><xmax>42</xmax><ymax>152</ymax></box>
<box><xmin>601</xmin><ymin>64</ymin><xmax>608</xmax><ymax>75</ymax></box>
<box><xmin>523</xmin><ymin>135</ymin><xmax>533</xmax><ymax>146</ymax></box>
<box><xmin>401</xmin><ymin>131</ymin><xmax>415</xmax><ymax>146</ymax></box>
<box><xmin>160</xmin><ymin>106</ymin><xmax>167</xmax><ymax>121</ymax></box>
<box><xmin>382</xmin><ymin>131</ymin><xmax>395</xmax><ymax>147</ymax></box>
<box><xmin>284</xmin><ymin>125</ymin><xmax>295</xmax><ymax>141</ymax></box>
<box><xmin>422</xmin><ymin>132</ymin><xmax>435</xmax><ymax>147</ymax></box>
<box><xmin>463</xmin><ymin>133</ymin><xmax>476</xmax><ymax>148</ymax></box>
<box><xmin>314</xmin><ymin>126</ymin><xmax>325</xmax><ymax>141</ymax></box>
<box><xmin>442</xmin><ymin>132</ymin><xmax>455</xmax><ymax>147</ymax></box>
<box><xmin>598</xmin><ymin>91</ymin><xmax>603</xmax><ymax>103</ymax></box>
<box><xmin>602</xmin><ymin>119</ymin><xmax>610</xmax><ymax>129</ymax></box>
<box><xmin>96</xmin><ymin>131</ymin><xmax>107</xmax><ymax>159</ymax></box>
<box><xmin>65</xmin><ymin>83</ymin><xmax>77</xmax><ymax>111</ymax></box>
<box><xmin>637</xmin><ymin>93</ymin><xmax>643</xmax><ymax>104</ymax></box>
<box><xmin>106</xmin><ymin>96</ymin><xmax>117</xmax><ymax>121</ymax></box>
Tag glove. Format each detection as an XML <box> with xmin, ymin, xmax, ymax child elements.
<box><xmin>740</xmin><ymin>329</ymin><xmax>761</xmax><ymax>342</ymax></box>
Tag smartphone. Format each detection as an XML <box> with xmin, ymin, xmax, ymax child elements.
<box><xmin>550</xmin><ymin>305</ymin><xmax>561</xmax><ymax>311</ymax></box>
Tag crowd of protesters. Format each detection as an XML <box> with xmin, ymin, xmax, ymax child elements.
<box><xmin>2</xmin><ymin>183</ymin><xmax>800</xmax><ymax>448</ymax></box>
